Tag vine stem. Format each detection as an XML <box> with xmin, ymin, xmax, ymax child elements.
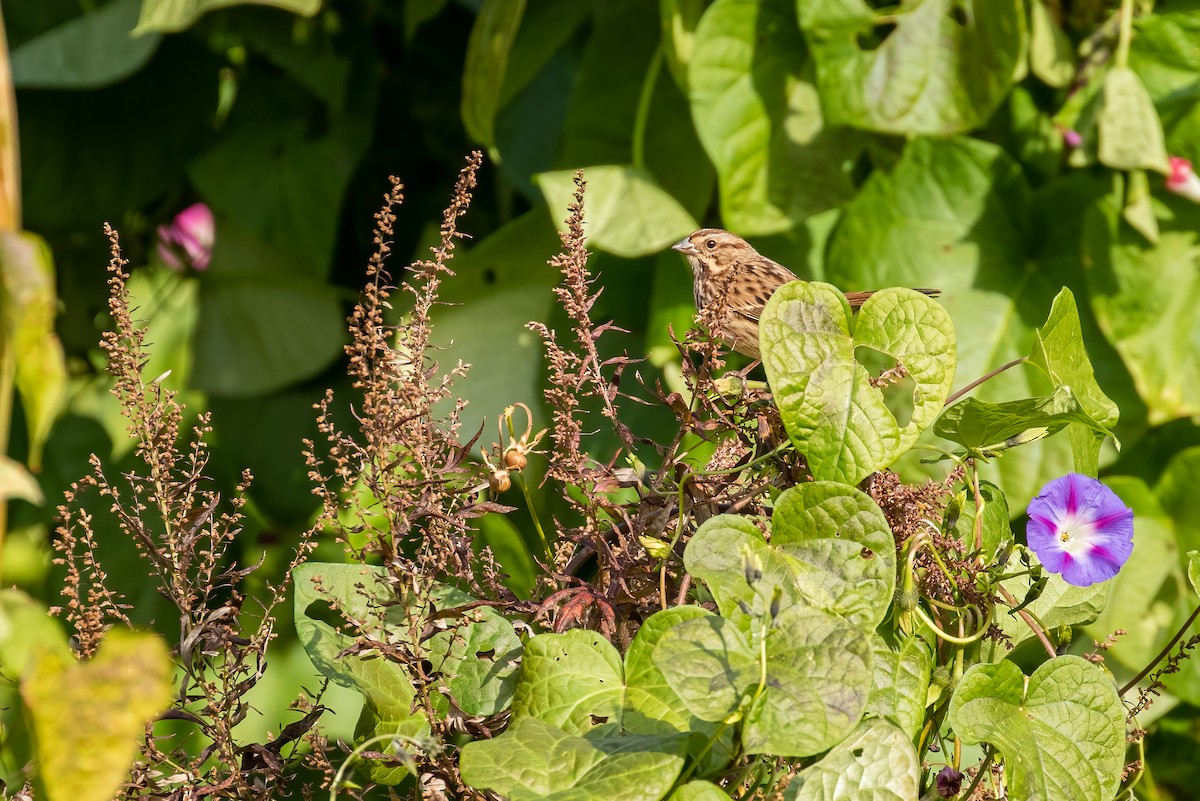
<box><xmin>944</xmin><ymin>357</ymin><xmax>1027</xmax><ymax>406</ymax></box>
<box><xmin>1120</xmin><ymin>601</ymin><xmax>1200</xmax><ymax>696</ymax></box>
<box><xmin>996</xmin><ymin>584</ymin><xmax>1056</xmax><ymax>658</ymax></box>
<box><xmin>631</xmin><ymin>46</ymin><xmax>664</xmax><ymax>170</ymax></box>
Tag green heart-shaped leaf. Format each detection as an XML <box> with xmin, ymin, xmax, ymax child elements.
<box><xmin>653</xmin><ymin>607</ymin><xmax>873</xmax><ymax>757</ymax></box>
<box><xmin>685</xmin><ymin>482</ymin><xmax>895</xmax><ymax>630</ymax></box>
<box><xmin>459</xmin><ymin>717</ymin><xmax>687</xmax><ymax>801</ymax></box>
<box><xmin>948</xmin><ymin>656</ymin><xmax>1124</xmax><ymax>800</ymax></box>
<box><xmin>761</xmin><ymin>282</ymin><xmax>956</xmax><ymax>485</ymax></box>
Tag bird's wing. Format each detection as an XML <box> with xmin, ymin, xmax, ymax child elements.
<box><xmin>726</xmin><ymin>257</ymin><xmax>796</xmax><ymax>322</ymax></box>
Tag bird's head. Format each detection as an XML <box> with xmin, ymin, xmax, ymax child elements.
<box><xmin>671</xmin><ymin>228</ymin><xmax>756</xmax><ymax>276</ymax></box>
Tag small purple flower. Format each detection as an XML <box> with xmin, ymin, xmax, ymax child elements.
<box><xmin>935</xmin><ymin>766</ymin><xmax>963</xmax><ymax>798</ymax></box>
<box><xmin>1060</xmin><ymin>127</ymin><xmax>1082</xmax><ymax>149</ymax></box>
<box><xmin>1026</xmin><ymin>473</ymin><xmax>1133</xmax><ymax>587</ymax></box>
<box><xmin>156</xmin><ymin>203</ymin><xmax>214</xmax><ymax>272</ymax></box>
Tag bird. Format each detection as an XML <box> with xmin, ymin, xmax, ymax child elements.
<box><xmin>671</xmin><ymin>228</ymin><xmax>939</xmax><ymax>359</ymax></box>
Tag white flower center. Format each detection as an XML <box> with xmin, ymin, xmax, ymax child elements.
<box><xmin>1056</xmin><ymin>511</ymin><xmax>1098</xmax><ymax>556</ymax></box>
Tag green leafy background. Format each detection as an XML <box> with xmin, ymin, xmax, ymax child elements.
<box><xmin>6</xmin><ymin>0</ymin><xmax>1200</xmax><ymax>797</ymax></box>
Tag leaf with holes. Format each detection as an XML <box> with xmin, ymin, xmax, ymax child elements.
<box><xmin>783</xmin><ymin>719</ymin><xmax>920</xmax><ymax>801</ymax></box>
<box><xmin>798</xmin><ymin>0</ymin><xmax>1025</xmax><ymax>135</ymax></box>
<box><xmin>761</xmin><ymin>282</ymin><xmax>956</xmax><ymax>485</ymax></box>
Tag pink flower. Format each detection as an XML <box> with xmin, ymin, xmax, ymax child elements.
<box><xmin>157</xmin><ymin>203</ymin><xmax>214</xmax><ymax>271</ymax></box>
<box><xmin>1166</xmin><ymin>157</ymin><xmax>1200</xmax><ymax>203</ymax></box>
<box><xmin>1060</xmin><ymin>127</ymin><xmax>1082</xmax><ymax>149</ymax></box>
<box><xmin>1026</xmin><ymin>473</ymin><xmax>1133</xmax><ymax>587</ymax></box>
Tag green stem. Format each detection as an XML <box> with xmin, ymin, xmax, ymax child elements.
<box><xmin>1116</xmin><ymin>0</ymin><xmax>1134</xmax><ymax>69</ymax></box>
<box><xmin>329</xmin><ymin>733</ymin><xmax>423</xmax><ymax>801</ymax></box>
<box><xmin>515</xmin><ymin>471</ymin><xmax>551</xmax><ymax>562</ymax></box>
<box><xmin>960</xmin><ymin>746</ymin><xmax>995</xmax><ymax>801</ymax></box>
<box><xmin>690</xmin><ymin>441</ymin><xmax>792</xmax><ymax>478</ymax></box>
<box><xmin>504</xmin><ymin>410</ymin><xmax>551</xmax><ymax>561</ymax></box>
<box><xmin>631</xmin><ymin>46</ymin><xmax>664</xmax><ymax>170</ymax></box>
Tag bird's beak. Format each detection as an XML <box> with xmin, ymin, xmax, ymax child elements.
<box><xmin>671</xmin><ymin>237</ymin><xmax>697</xmax><ymax>255</ymax></box>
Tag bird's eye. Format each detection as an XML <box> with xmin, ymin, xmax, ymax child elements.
<box><xmin>705</xmin><ymin>239</ymin><xmax>716</xmax><ymax>249</ymax></box>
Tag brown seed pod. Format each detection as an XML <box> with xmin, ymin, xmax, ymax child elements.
<box><xmin>490</xmin><ymin>469</ymin><xmax>512</xmax><ymax>493</ymax></box>
<box><xmin>503</xmin><ymin>449</ymin><xmax>527</xmax><ymax>470</ymax></box>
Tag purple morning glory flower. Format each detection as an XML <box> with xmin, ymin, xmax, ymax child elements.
<box><xmin>1026</xmin><ymin>473</ymin><xmax>1134</xmax><ymax>587</ymax></box>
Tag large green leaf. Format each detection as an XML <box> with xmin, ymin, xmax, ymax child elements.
<box><xmin>799</xmin><ymin>0</ymin><xmax>1025</xmax><ymax>135</ymax></box>
<box><xmin>686</xmin><ymin>483</ymin><xmax>896</xmax><ymax>630</ymax></box>
<box><xmin>741</xmin><ymin>606</ymin><xmax>871</xmax><ymax>756</ymax></box>
<box><xmin>22</xmin><ymin>629</ymin><xmax>172</xmax><ymax>801</ymax></box>
<box><xmin>431</xmin><ymin>211</ymin><xmax>562</xmax><ymax>443</ymax></box>
<box><xmin>510</xmin><ymin>629</ymin><xmax>624</xmax><ymax>734</ymax></box>
<box><xmin>948</xmin><ymin>657</ymin><xmax>1124</xmax><ymax>801</ymax></box>
<box><xmin>536</xmin><ymin>166</ymin><xmax>697</xmax><ymax>258</ymax></box>
<box><xmin>193</xmin><ymin>273</ymin><xmax>345</xmax><ymax>397</ymax></box>
<box><xmin>1097</xmin><ymin>66</ymin><xmax>1171</xmax><ymax>174</ymax></box>
<box><xmin>134</xmin><ymin>0</ymin><xmax>320</xmax><ymax>34</ymax></box>
<box><xmin>866</xmin><ymin>635</ymin><xmax>933</xmax><ymax>741</ymax></box>
<box><xmin>293</xmin><ymin>563</ymin><xmax>417</xmax><ymax>718</ymax></box>
<box><xmin>0</xmin><ymin>231</ymin><xmax>66</xmax><ymax>470</ymax></box>
<box><xmin>650</xmin><ymin>612</ymin><xmax>757</xmax><ymax>723</ymax></box>
<box><xmin>461</xmin><ymin>0</ymin><xmax>526</xmax><ymax>153</ymax></box>
<box><xmin>935</xmin><ymin>387</ymin><xmax>1113</xmax><ymax>459</ymax></box>
<box><xmin>508</xmin><ymin>608</ymin><xmax>733</xmax><ymax>768</ymax></box>
<box><xmin>621</xmin><ymin>607</ymin><xmax>732</xmax><ymax>748</ymax></box>
<box><xmin>427</xmin><ymin>606</ymin><xmax>522</xmax><ymax>717</ymax></box>
<box><xmin>460</xmin><ymin>717</ymin><xmax>688</xmax><ymax>801</ymax></box>
<box><xmin>1028</xmin><ymin>288</ymin><xmax>1120</xmax><ymax>475</ymax></box>
<box><xmin>825</xmin><ymin>135</ymin><xmax>1078</xmax><ymax>509</ymax></box>
<box><xmin>761</xmin><ymin>283</ymin><xmax>955</xmax><ymax>485</ymax></box>
<box><xmin>11</xmin><ymin>0</ymin><xmax>159</xmax><ymax>88</ymax></box>
<box><xmin>783</xmin><ymin>719</ymin><xmax>920</xmax><ymax>801</ymax></box>
<box><xmin>1083</xmin><ymin>192</ymin><xmax>1200</xmax><ymax>425</ymax></box>
<box><xmin>653</xmin><ymin>606</ymin><xmax>873</xmax><ymax>757</ymax></box>
<box><xmin>688</xmin><ymin>0</ymin><xmax>858</xmax><ymax>234</ymax></box>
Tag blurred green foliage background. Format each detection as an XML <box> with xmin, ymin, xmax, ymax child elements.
<box><xmin>6</xmin><ymin>0</ymin><xmax>1200</xmax><ymax>796</ymax></box>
